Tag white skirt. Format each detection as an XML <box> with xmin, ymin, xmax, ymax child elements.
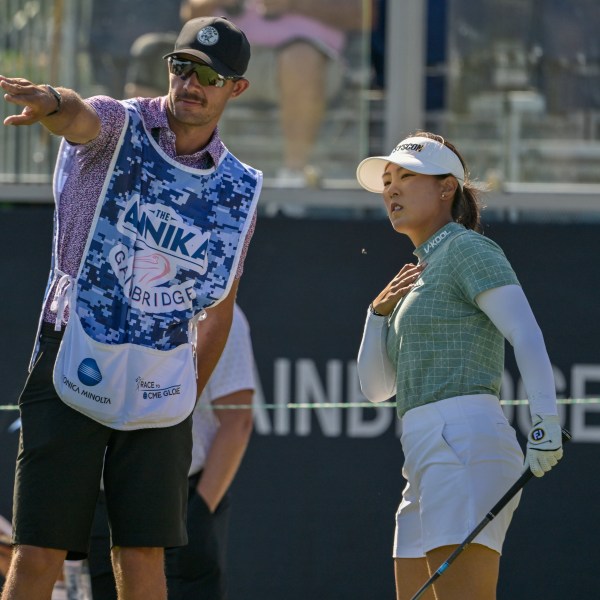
<box><xmin>394</xmin><ymin>394</ymin><xmax>524</xmax><ymax>558</ymax></box>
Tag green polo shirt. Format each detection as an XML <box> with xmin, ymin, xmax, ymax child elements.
<box><xmin>386</xmin><ymin>222</ymin><xmax>520</xmax><ymax>418</ymax></box>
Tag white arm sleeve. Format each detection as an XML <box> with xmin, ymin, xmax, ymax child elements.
<box><xmin>357</xmin><ymin>311</ymin><xmax>397</xmax><ymax>402</ymax></box>
<box><xmin>476</xmin><ymin>284</ymin><xmax>557</xmax><ymax>417</ymax></box>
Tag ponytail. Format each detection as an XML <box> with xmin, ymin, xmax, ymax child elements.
<box><xmin>451</xmin><ymin>183</ymin><xmax>482</xmax><ymax>232</ymax></box>
<box><xmin>412</xmin><ymin>130</ymin><xmax>483</xmax><ymax>232</ymax></box>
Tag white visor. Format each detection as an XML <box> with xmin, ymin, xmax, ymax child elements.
<box><xmin>356</xmin><ymin>136</ymin><xmax>465</xmax><ymax>193</ymax></box>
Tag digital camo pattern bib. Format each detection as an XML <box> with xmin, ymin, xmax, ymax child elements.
<box><xmin>75</xmin><ymin>100</ymin><xmax>260</xmax><ymax>350</ymax></box>
<box><xmin>50</xmin><ymin>101</ymin><xmax>260</xmax><ymax>428</ymax></box>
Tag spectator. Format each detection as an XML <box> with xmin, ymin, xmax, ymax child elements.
<box><xmin>124</xmin><ymin>33</ymin><xmax>178</xmax><ymax>98</ymax></box>
<box><xmin>89</xmin><ymin>0</ymin><xmax>182</xmax><ymax>97</ymax></box>
<box><xmin>182</xmin><ymin>0</ymin><xmax>363</xmax><ymax>187</ymax></box>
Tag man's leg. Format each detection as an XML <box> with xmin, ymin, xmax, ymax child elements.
<box><xmin>6</xmin><ymin>332</ymin><xmax>109</xmax><ymax>600</ymax></box>
<box><xmin>104</xmin><ymin>417</ymin><xmax>193</xmax><ymax>600</ymax></box>
<box><xmin>88</xmin><ymin>491</ymin><xmax>118</xmax><ymax>600</ymax></box>
<box><xmin>0</xmin><ymin>545</ymin><xmax>65</xmax><ymax>600</ymax></box>
<box><xmin>112</xmin><ymin>546</ymin><xmax>166</xmax><ymax>600</ymax></box>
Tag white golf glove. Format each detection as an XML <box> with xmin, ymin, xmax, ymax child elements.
<box><xmin>526</xmin><ymin>414</ymin><xmax>563</xmax><ymax>477</ymax></box>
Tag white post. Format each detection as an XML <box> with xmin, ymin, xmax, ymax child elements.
<box><xmin>384</xmin><ymin>0</ymin><xmax>427</xmax><ymax>152</ymax></box>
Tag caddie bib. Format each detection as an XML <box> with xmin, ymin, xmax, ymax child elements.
<box><xmin>50</xmin><ymin>100</ymin><xmax>261</xmax><ymax>429</ymax></box>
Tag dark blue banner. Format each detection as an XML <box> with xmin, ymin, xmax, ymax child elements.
<box><xmin>1</xmin><ymin>207</ymin><xmax>599</xmax><ymax>598</ymax></box>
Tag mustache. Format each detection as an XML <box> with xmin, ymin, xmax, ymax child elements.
<box><xmin>174</xmin><ymin>93</ymin><xmax>207</xmax><ymax>106</ymax></box>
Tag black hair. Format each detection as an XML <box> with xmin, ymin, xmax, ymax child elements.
<box><xmin>412</xmin><ymin>130</ymin><xmax>483</xmax><ymax>232</ymax></box>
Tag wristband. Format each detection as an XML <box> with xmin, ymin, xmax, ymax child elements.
<box><xmin>45</xmin><ymin>84</ymin><xmax>62</xmax><ymax>116</ymax></box>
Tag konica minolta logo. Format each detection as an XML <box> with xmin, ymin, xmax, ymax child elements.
<box><xmin>77</xmin><ymin>358</ymin><xmax>103</xmax><ymax>387</ymax></box>
<box><xmin>394</xmin><ymin>142</ymin><xmax>424</xmax><ymax>153</ymax></box>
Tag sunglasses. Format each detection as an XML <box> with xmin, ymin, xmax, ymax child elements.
<box><xmin>168</xmin><ymin>58</ymin><xmax>234</xmax><ymax>87</ymax></box>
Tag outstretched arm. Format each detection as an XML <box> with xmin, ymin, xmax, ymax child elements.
<box><xmin>0</xmin><ymin>75</ymin><xmax>100</xmax><ymax>144</ymax></box>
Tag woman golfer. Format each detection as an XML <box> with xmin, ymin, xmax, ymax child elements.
<box><xmin>356</xmin><ymin>132</ymin><xmax>563</xmax><ymax>600</ymax></box>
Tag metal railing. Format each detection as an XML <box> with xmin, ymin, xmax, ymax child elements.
<box><xmin>0</xmin><ymin>0</ymin><xmax>372</xmax><ymax>192</ymax></box>
<box><xmin>1</xmin><ymin>0</ymin><xmax>600</xmax><ymax>214</ymax></box>
<box><xmin>0</xmin><ymin>0</ymin><xmax>92</xmax><ymax>184</ymax></box>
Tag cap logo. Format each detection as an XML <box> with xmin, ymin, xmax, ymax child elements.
<box><xmin>197</xmin><ymin>26</ymin><xmax>219</xmax><ymax>46</ymax></box>
<box><xmin>394</xmin><ymin>142</ymin><xmax>424</xmax><ymax>153</ymax></box>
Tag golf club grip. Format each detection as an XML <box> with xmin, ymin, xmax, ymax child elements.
<box><xmin>409</xmin><ymin>428</ymin><xmax>571</xmax><ymax>600</ymax></box>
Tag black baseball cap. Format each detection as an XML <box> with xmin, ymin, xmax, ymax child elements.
<box><xmin>163</xmin><ymin>16</ymin><xmax>251</xmax><ymax>78</ymax></box>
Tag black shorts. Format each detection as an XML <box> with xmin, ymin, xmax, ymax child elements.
<box><xmin>89</xmin><ymin>474</ymin><xmax>232</xmax><ymax>600</ymax></box>
<box><xmin>12</xmin><ymin>327</ymin><xmax>193</xmax><ymax>559</ymax></box>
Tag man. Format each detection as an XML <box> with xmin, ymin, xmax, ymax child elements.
<box><xmin>89</xmin><ymin>303</ymin><xmax>256</xmax><ymax>599</ymax></box>
<box><xmin>0</xmin><ymin>16</ymin><xmax>260</xmax><ymax>600</ymax></box>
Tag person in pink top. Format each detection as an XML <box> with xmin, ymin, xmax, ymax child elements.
<box><xmin>182</xmin><ymin>0</ymin><xmax>363</xmax><ymax>186</ymax></box>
